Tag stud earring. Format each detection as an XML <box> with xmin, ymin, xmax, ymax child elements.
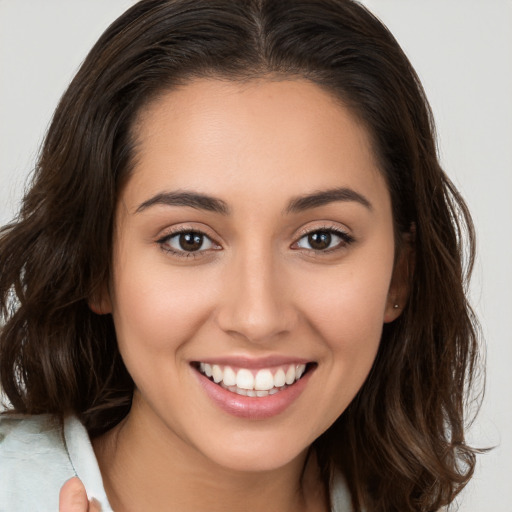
<box><xmin>393</xmin><ymin>304</ymin><xmax>399</xmax><ymax>309</ymax></box>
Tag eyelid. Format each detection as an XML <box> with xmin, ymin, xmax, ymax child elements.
<box><xmin>291</xmin><ymin>223</ymin><xmax>355</xmax><ymax>252</ymax></box>
<box><xmin>156</xmin><ymin>224</ymin><xmax>222</xmax><ymax>258</ymax></box>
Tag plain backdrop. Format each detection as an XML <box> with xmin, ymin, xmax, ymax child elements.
<box><xmin>1</xmin><ymin>1</ymin><xmax>511</xmax><ymax>510</ymax></box>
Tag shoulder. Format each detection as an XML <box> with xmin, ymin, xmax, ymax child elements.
<box><xmin>0</xmin><ymin>414</ymin><xmax>82</xmax><ymax>511</ymax></box>
<box><xmin>330</xmin><ymin>469</ymin><xmax>354</xmax><ymax>512</ymax></box>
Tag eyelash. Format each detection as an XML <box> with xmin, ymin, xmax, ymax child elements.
<box><xmin>292</xmin><ymin>226</ymin><xmax>355</xmax><ymax>253</ymax></box>
<box><xmin>156</xmin><ymin>225</ymin><xmax>355</xmax><ymax>258</ymax></box>
<box><xmin>157</xmin><ymin>228</ymin><xmax>220</xmax><ymax>258</ymax></box>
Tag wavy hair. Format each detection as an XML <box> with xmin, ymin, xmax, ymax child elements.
<box><xmin>0</xmin><ymin>1</ymin><xmax>482</xmax><ymax>510</ymax></box>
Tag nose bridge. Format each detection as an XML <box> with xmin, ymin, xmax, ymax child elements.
<box><xmin>216</xmin><ymin>240</ymin><xmax>295</xmax><ymax>343</ymax></box>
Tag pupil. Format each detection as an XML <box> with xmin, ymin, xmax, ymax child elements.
<box><xmin>308</xmin><ymin>231</ymin><xmax>331</xmax><ymax>250</ymax></box>
<box><xmin>179</xmin><ymin>232</ymin><xmax>203</xmax><ymax>251</ymax></box>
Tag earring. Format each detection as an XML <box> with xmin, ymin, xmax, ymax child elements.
<box><xmin>393</xmin><ymin>304</ymin><xmax>399</xmax><ymax>309</ymax></box>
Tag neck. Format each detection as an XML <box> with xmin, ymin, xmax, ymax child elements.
<box><xmin>93</xmin><ymin>396</ymin><xmax>328</xmax><ymax>512</ymax></box>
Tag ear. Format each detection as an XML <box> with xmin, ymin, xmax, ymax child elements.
<box><xmin>384</xmin><ymin>231</ymin><xmax>415</xmax><ymax>323</ymax></box>
<box><xmin>88</xmin><ymin>284</ymin><xmax>112</xmax><ymax>315</ymax></box>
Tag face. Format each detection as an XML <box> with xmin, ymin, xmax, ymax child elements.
<box><xmin>102</xmin><ymin>79</ymin><xmax>404</xmax><ymax>473</ymax></box>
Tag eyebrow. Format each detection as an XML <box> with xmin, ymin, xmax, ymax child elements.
<box><xmin>135</xmin><ymin>186</ymin><xmax>372</xmax><ymax>216</ymax></box>
<box><xmin>135</xmin><ymin>191</ymin><xmax>230</xmax><ymax>215</ymax></box>
<box><xmin>285</xmin><ymin>187</ymin><xmax>373</xmax><ymax>213</ymax></box>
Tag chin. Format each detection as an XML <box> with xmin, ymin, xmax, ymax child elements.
<box><xmin>193</xmin><ymin>430</ymin><xmax>313</xmax><ymax>474</ymax></box>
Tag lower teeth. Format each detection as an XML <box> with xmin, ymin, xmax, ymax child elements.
<box><xmin>220</xmin><ymin>382</ymin><xmax>288</xmax><ymax>397</ymax></box>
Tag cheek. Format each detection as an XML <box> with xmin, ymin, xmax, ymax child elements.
<box><xmin>293</xmin><ymin>253</ymin><xmax>393</xmax><ymax>414</ymax></box>
<box><xmin>110</xmin><ymin>257</ymin><xmax>218</xmax><ymax>358</ymax></box>
<box><xmin>296</xmin><ymin>261</ymin><xmax>392</xmax><ymax>346</ymax></box>
<box><xmin>294</xmin><ymin>280</ymin><xmax>387</xmax><ymax>431</ymax></box>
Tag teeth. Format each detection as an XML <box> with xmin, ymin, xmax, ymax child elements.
<box><xmin>236</xmin><ymin>369</ymin><xmax>254</xmax><ymax>390</ymax></box>
<box><xmin>198</xmin><ymin>362</ymin><xmax>309</xmax><ymax>395</ymax></box>
<box><xmin>223</xmin><ymin>366</ymin><xmax>236</xmax><ymax>387</ymax></box>
<box><xmin>296</xmin><ymin>364</ymin><xmax>306</xmax><ymax>379</ymax></box>
<box><xmin>222</xmin><ymin>384</ymin><xmax>275</xmax><ymax>397</ymax></box>
<box><xmin>254</xmin><ymin>369</ymin><xmax>274</xmax><ymax>391</ymax></box>
<box><xmin>212</xmin><ymin>365</ymin><xmax>223</xmax><ymax>383</ymax></box>
<box><xmin>273</xmin><ymin>368</ymin><xmax>286</xmax><ymax>388</ymax></box>
<box><xmin>285</xmin><ymin>365</ymin><xmax>296</xmax><ymax>385</ymax></box>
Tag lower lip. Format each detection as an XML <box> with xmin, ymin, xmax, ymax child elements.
<box><xmin>194</xmin><ymin>367</ymin><xmax>314</xmax><ymax>420</ymax></box>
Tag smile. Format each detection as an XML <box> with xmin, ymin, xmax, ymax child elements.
<box><xmin>192</xmin><ymin>359</ymin><xmax>316</xmax><ymax>419</ymax></box>
<box><xmin>196</xmin><ymin>363</ymin><xmax>309</xmax><ymax>397</ymax></box>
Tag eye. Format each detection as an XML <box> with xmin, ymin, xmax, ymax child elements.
<box><xmin>294</xmin><ymin>229</ymin><xmax>354</xmax><ymax>252</ymax></box>
<box><xmin>159</xmin><ymin>230</ymin><xmax>218</xmax><ymax>255</ymax></box>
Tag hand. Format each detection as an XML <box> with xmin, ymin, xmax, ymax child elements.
<box><xmin>59</xmin><ymin>477</ymin><xmax>102</xmax><ymax>512</ymax></box>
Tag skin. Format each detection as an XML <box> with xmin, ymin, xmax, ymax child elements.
<box><xmin>60</xmin><ymin>478</ymin><xmax>101</xmax><ymax>512</ymax></box>
<box><xmin>60</xmin><ymin>78</ymin><xmax>408</xmax><ymax>511</ymax></box>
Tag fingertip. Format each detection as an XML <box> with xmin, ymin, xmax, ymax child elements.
<box><xmin>59</xmin><ymin>477</ymin><xmax>89</xmax><ymax>512</ymax></box>
<box><xmin>90</xmin><ymin>497</ymin><xmax>103</xmax><ymax>512</ymax></box>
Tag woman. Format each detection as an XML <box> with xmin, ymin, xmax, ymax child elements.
<box><xmin>0</xmin><ymin>1</ymin><xmax>481</xmax><ymax>510</ymax></box>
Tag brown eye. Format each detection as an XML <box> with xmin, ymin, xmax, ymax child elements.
<box><xmin>295</xmin><ymin>228</ymin><xmax>354</xmax><ymax>252</ymax></box>
<box><xmin>178</xmin><ymin>232</ymin><xmax>204</xmax><ymax>251</ymax></box>
<box><xmin>307</xmin><ymin>231</ymin><xmax>332</xmax><ymax>250</ymax></box>
<box><xmin>160</xmin><ymin>230</ymin><xmax>217</xmax><ymax>254</ymax></box>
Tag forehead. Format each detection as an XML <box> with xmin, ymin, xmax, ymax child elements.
<box><xmin>123</xmin><ymin>78</ymin><xmax>388</xmax><ymax>214</ymax></box>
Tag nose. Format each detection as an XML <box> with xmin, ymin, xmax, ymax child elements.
<box><xmin>215</xmin><ymin>246</ymin><xmax>298</xmax><ymax>344</ymax></box>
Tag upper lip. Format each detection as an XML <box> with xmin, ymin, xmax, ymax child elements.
<box><xmin>190</xmin><ymin>355</ymin><xmax>313</xmax><ymax>369</ymax></box>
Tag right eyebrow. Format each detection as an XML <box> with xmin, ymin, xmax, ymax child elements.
<box><xmin>135</xmin><ymin>191</ymin><xmax>230</xmax><ymax>215</ymax></box>
<box><xmin>285</xmin><ymin>186</ymin><xmax>373</xmax><ymax>214</ymax></box>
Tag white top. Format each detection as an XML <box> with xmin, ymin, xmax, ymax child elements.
<box><xmin>0</xmin><ymin>414</ymin><xmax>353</xmax><ymax>511</ymax></box>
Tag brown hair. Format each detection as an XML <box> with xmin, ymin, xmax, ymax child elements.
<box><xmin>0</xmin><ymin>1</ymin><xmax>482</xmax><ymax>510</ymax></box>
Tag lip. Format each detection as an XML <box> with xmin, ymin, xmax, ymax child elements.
<box><xmin>192</xmin><ymin>355</ymin><xmax>312</xmax><ymax>370</ymax></box>
<box><xmin>193</xmin><ymin>361</ymin><xmax>315</xmax><ymax>420</ymax></box>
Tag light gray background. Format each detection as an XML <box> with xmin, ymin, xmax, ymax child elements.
<box><xmin>1</xmin><ymin>1</ymin><xmax>511</xmax><ymax>510</ymax></box>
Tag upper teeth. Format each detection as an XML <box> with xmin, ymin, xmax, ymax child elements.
<box><xmin>199</xmin><ymin>363</ymin><xmax>307</xmax><ymax>391</ymax></box>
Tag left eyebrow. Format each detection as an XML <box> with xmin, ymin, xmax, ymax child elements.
<box><xmin>135</xmin><ymin>190</ymin><xmax>230</xmax><ymax>215</ymax></box>
<box><xmin>285</xmin><ymin>187</ymin><xmax>373</xmax><ymax>214</ymax></box>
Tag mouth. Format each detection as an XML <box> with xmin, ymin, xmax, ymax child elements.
<box><xmin>191</xmin><ymin>361</ymin><xmax>316</xmax><ymax>397</ymax></box>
